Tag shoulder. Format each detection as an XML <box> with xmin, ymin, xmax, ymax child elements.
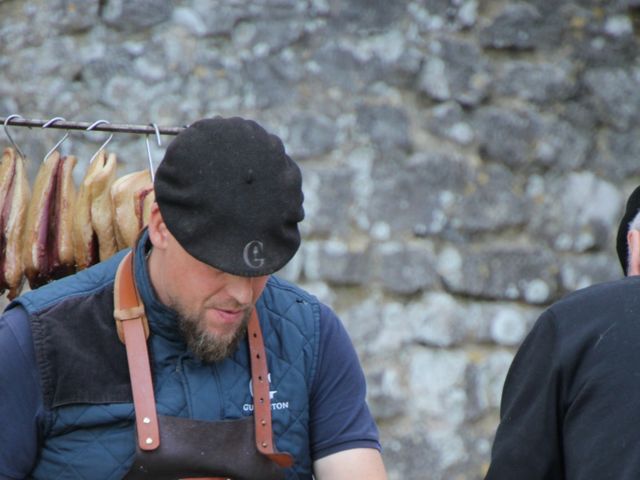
<box><xmin>547</xmin><ymin>276</ymin><xmax>640</xmax><ymax>328</ymax></box>
<box><xmin>554</xmin><ymin>275</ymin><xmax>640</xmax><ymax>306</ymax></box>
<box><xmin>13</xmin><ymin>250</ymin><xmax>128</xmax><ymax>314</ymax></box>
<box><xmin>259</xmin><ymin>276</ymin><xmax>322</xmax><ymax>330</ymax></box>
<box><xmin>262</xmin><ymin>275</ymin><xmax>320</xmax><ymax>305</ymax></box>
<box><xmin>521</xmin><ymin>276</ymin><xmax>640</xmax><ymax>368</ymax></box>
<box><xmin>0</xmin><ymin>306</ymin><xmax>35</xmax><ymax>368</ymax></box>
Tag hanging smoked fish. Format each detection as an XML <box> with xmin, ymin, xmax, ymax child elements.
<box><xmin>23</xmin><ymin>151</ymin><xmax>77</xmax><ymax>289</ymax></box>
<box><xmin>0</xmin><ymin>147</ymin><xmax>31</xmax><ymax>299</ymax></box>
<box><xmin>72</xmin><ymin>150</ymin><xmax>118</xmax><ymax>270</ymax></box>
<box><xmin>110</xmin><ymin>169</ymin><xmax>155</xmax><ymax>250</ymax></box>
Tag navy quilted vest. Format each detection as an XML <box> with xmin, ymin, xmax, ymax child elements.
<box><xmin>14</xmin><ymin>239</ymin><xmax>320</xmax><ymax>479</ymax></box>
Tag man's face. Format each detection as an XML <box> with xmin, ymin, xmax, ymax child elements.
<box><xmin>149</xmin><ymin>226</ymin><xmax>269</xmax><ymax>363</ymax></box>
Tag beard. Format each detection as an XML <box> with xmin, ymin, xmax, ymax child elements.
<box><xmin>175</xmin><ymin>304</ymin><xmax>251</xmax><ymax>363</ymax></box>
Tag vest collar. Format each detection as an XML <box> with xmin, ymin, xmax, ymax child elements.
<box><xmin>133</xmin><ymin>229</ymin><xmax>185</xmax><ymax>345</ymax></box>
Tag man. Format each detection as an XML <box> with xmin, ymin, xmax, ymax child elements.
<box><xmin>0</xmin><ymin>117</ymin><xmax>387</xmax><ymax>479</ymax></box>
<box><xmin>485</xmin><ymin>186</ymin><xmax>640</xmax><ymax>479</ymax></box>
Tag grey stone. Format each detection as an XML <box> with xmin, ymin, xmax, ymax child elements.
<box><xmin>101</xmin><ymin>0</ymin><xmax>173</xmax><ymax>32</ymax></box>
<box><xmin>406</xmin><ymin>292</ymin><xmax>467</xmax><ymax>347</ymax></box>
<box><xmin>368</xmin><ymin>150</ymin><xmax>473</xmax><ymax>234</ymax></box>
<box><xmin>298</xmin><ymin>281</ymin><xmax>335</xmax><ymax>307</ymax></box>
<box><xmin>80</xmin><ymin>47</ymin><xmax>136</xmax><ymax>91</ymax></box>
<box><xmin>243</xmin><ymin>18</ymin><xmax>307</xmax><ymax>54</ymax></box>
<box><xmin>474</xmin><ymin>106</ymin><xmax>542</xmax><ymax>168</ymax></box>
<box><xmin>366</xmin><ymin>366</ymin><xmax>407</xmax><ymax>420</ymax></box>
<box><xmin>286</xmin><ymin>112</ymin><xmax>338</xmax><ymax>159</ymax></box>
<box><xmin>408</xmin><ymin>347</ymin><xmax>469</xmax><ymax>425</ymax></box>
<box><xmin>377</xmin><ymin>242</ymin><xmax>439</xmax><ymax>295</ymax></box>
<box><xmin>242</xmin><ymin>57</ymin><xmax>297</xmax><ymax>108</ymax></box>
<box><xmin>413</xmin><ymin>0</ymin><xmax>479</xmax><ymax>30</ymax></box>
<box><xmin>381</xmin><ymin>432</ymin><xmax>442</xmax><ymax>480</ymax></box>
<box><xmin>325</xmin><ymin>0</ymin><xmax>408</xmax><ymax>33</ymax></box>
<box><xmin>311</xmin><ymin>45</ymin><xmax>379</xmax><ymax>92</ymax></box>
<box><xmin>356</xmin><ymin>104</ymin><xmax>412</xmax><ymax>151</ymax></box>
<box><xmin>275</xmin><ymin>249</ymin><xmax>304</xmax><ymax>283</ymax></box>
<box><xmin>449</xmin><ymin>163</ymin><xmax>529</xmax><ymax>235</ymax></box>
<box><xmin>172</xmin><ymin>7</ymin><xmax>208</xmax><ymax>37</ymax></box>
<box><xmin>474</xmin><ymin>107</ymin><xmax>590</xmax><ymax>171</ymax></box>
<box><xmin>418</xmin><ymin>37</ymin><xmax>491</xmax><ymax>106</ymax></box>
<box><xmin>424</xmin><ymin>102</ymin><xmax>475</xmax><ymax>146</ymax></box>
<box><xmin>191</xmin><ymin>0</ymin><xmax>248</xmax><ymax>35</ymax></box>
<box><xmin>439</xmin><ymin>244</ymin><xmax>559</xmax><ymax>304</ymax></box>
<box><xmin>51</xmin><ymin>0</ymin><xmax>99</xmax><ymax>33</ymax></box>
<box><xmin>303</xmin><ymin>239</ymin><xmax>371</xmax><ymax>285</ymax></box>
<box><xmin>537</xmin><ymin>118</ymin><xmax>592</xmax><ymax>171</ymax></box>
<box><xmin>461</xmin><ymin>301</ymin><xmax>540</xmax><ymax>346</ymax></box>
<box><xmin>560</xmin><ymin>253</ymin><xmax>622</xmax><ymax>293</ymax></box>
<box><xmin>299</xmin><ymin>166</ymin><xmax>352</xmax><ymax>236</ymax></box>
<box><xmin>466</xmin><ymin>350</ymin><xmax>514</xmax><ymax>419</ymax></box>
<box><xmin>489</xmin><ymin>309</ymin><xmax>531</xmax><ymax>346</ymax></box>
<box><xmin>592</xmin><ymin>128</ymin><xmax>640</xmax><ymax>181</ymax></box>
<box><xmin>528</xmin><ymin>172</ymin><xmax>624</xmax><ymax>253</ymax></box>
<box><xmin>479</xmin><ymin>3</ymin><xmax>543</xmax><ymax>50</ymax></box>
<box><xmin>494</xmin><ymin>61</ymin><xmax>577</xmax><ymax>104</ymax></box>
<box><xmin>569</xmin><ymin>11</ymin><xmax>639</xmax><ymax>68</ymax></box>
<box><xmin>583</xmin><ymin>68</ymin><xmax>640</xmax><ymax>131</ymax></box>
<box><xmin>338</xmin><ymin>295</ymin><xmax>412</xmax><ymax>356</ymax></box>
<box><xmin>13</xmin><ymin>38</ymin><xmax>82</xmax><ymax>80</ymax></box>
<box><xmin>604</xmin><ymin>15</ymin><xmax>634</xmax><ymax>37</ymax></box>
<box><xmin>559</xmin><ymin>100</ymin><xmax>600</xmax><ymax>131</ymax></box>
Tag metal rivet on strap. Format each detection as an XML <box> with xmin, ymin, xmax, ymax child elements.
<box><xmin>262</xmin><ymin>442</ymin><xmax>268</xmax><ymax>448</ymax></box>
<box><xmin>261</xmin><ymin>419</ymin><xmax>267</xmax><ymax>426</ymax></box>
<box><xmin>145</xmin><ymin>437</ymin><xmax>153</xmax><ymax>445</ymax></box>
<box><xmin>143</xmin><ymin>417</ymin><xmax>151</xmax><ymax>424</ymax></box>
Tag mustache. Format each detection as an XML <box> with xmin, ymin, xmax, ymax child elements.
<box><xmin>203</xmin><ymin>299</ymin><xmax>253</xmax><ymax>312</ymax></box>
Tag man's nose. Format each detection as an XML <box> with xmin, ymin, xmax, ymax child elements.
<box><xmin>224</xmin><ymin>274</ymin><xmax>254</xmax><ymax>306</ymax></box>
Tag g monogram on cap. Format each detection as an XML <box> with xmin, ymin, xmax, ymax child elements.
<box><xmin>243</xmin><ymin>241</ymin><xmax>265</xmax><ymax>269</ymax></box>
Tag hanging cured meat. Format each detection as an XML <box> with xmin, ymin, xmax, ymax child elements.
<box><xmin>0</xmin><ymin>148</ymin><xmax>31</xmax><ymax>299</ymax></box>
<box><xmin>73</xmin><ymin>150</ymin><xmax>118</xmax><ymax>270</ymax></box>
<box><xmin>111</xmin><ymin>169</ymin><xmax>155</xmax><ymax>250</ymax></box>
<box><xmin>23</xmin><ymin>151</ymin><xmax>77</xmax><ymax>289</ymax></box>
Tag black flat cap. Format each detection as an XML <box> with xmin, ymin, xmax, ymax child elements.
<box><xmin>154</xmin><ymin>117</ymin><xmax>304</xmax><ymax>276</ymax></box>
<box><xmin>616</xmin><ymin>185</ymin><xmax>640</xmax><ymax>275</ymax></box>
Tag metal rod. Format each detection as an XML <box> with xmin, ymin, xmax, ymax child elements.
<box><xmin>0</xmin><ymin>116</ymin><xmax>186</xmax><ymax>136</ymax></box>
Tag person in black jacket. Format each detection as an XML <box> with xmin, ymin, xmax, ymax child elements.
<box><xmin>485</xmin><ymin>185</ymin><xmax>640</xmax><ymax>479</ymax></box>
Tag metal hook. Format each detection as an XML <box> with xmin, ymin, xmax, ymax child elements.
<box><xmin>144</xmin><ymin>123</ymin><xmax>162</xmax><ymax>182</ymax></box>
<box><xmin>42</xmin><ymin>117</ymin><xmax>70</xmax><ymax>163</ymax></box>
<box><xmin>86</xmin><ymin>120</ymin><xmax>114</xmax><ymax>165</ymax></box>
<box><xmin>3</xmin><ymin>114</ymin><xmax>26</xmax><ymax>159</ymax></box>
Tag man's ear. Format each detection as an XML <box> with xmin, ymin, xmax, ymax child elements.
<box><xmin>627</xmin><ymin>229</ymin><xmax>640</xmax><ymax>276</ymax></box>
<box><xmin>147</xmin><ymin>202</ymin><xmax>170</xmax><ymax>249</ymax></box>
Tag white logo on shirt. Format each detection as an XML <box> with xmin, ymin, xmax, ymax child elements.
<box><xmin>243</xmin><ymin>373</ymin><xmax>290</xmax><ymax>412</ymax></box>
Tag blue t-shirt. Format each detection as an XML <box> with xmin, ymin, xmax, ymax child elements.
<box><xmin>0</xmin><ymin>299</ymin><xmax>379</xmax><ymax>479</ymax></box>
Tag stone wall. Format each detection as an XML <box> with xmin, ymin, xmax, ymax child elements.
<box><xmin>2</xmin><ymin>0</ymin><xmax>639</xmax><ymax>478</ymax></box>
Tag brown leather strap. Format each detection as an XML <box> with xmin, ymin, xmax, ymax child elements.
<box><xmin>247</xmin><ymin>310</ymin><xmax>294</xmax><ymax>468</ymax></box>
<box><xmin>114</xmin><ymin>250</ymin><xmax>293</xmax><ymax>467</ymax></box>
<box><xmin>114</xmin><ymin>251</ymin><xmax>159</xmax><ymax>451</ymax></box>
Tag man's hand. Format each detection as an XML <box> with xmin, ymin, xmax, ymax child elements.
<box><xmin>313</xmin><ymin>448</ymin><xmax>387</xmax><ymax>480</ymax></box>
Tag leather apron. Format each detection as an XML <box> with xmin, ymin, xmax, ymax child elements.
<box><xmin>113</xmin><ymin>252</ymin><xmax>293</xmax><ymax>480</ymax></box>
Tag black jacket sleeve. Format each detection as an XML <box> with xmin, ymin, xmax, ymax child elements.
<box><xmin>485</xmin><ymin>310</ymin><xmax>565</xmax><ymax>479</ymax></box>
